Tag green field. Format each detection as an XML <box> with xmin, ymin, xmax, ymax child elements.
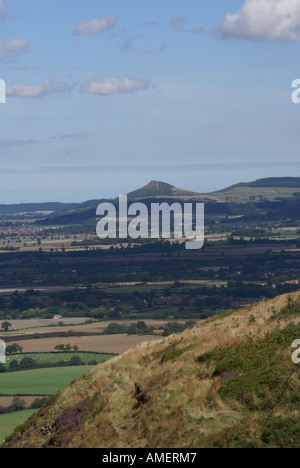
<box><xmin>0</xmin><ymin>410</ymin><xmax>36</xmax><ymax>443</ymax></box>
<box><xmin>4</xmin><ymin>352</ymin><xmax>113</xmax><ymax>369</ymax></box>
<box><xmin>0</xmin><ymin>366</ymin><xmax>93</xmax><ymax>395</ymax></box>
<box><xmin>213</xmin><ymin>185</ymin><xmax>299</xmax><ymax>202</ymax></box>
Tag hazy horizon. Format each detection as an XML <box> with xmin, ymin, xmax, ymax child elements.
<box><xmin>0</xmin><ymin>0</ymin><xmax>299</xmax><ymax>203</ymax></box>
<box><xmin>0</xmin><ymin>169</ymin><xmax>299</xmax><ymax>204</ymax></box>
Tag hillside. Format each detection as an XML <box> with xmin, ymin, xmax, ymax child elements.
<box><xmin>32</xmin><ymin>177</ymin><xmax>300</xmax><ymax>226</ymax></box>
<box><xmin>0</xmin><ymin>202</ymin><xmax>73</xmax><ymax>216</ymax></box>
<box><xmin>128</xmin><ymin>177</ymin><xmax>300</xmax><ymax>202</ymax></box>
<box><xmin>4</xmin><ymin>291</ymin><xmax>300</xmax><ymax>449</ymax></box>
<box><xmin>1</xmin><ymin>176</ymin><xmax>299</xmax><ymax>222</ymax></box>
<box><xmin>211</xmin><ymin>177</ymin><xmax>300</xmax><ymax>202</ymax></box>
<box><xmin>127</xmin><ymin>180</ymin><xmax>209</xmax><ymax>200</ymax></box>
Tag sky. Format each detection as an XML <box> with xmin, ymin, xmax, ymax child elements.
<box><xmin>0</xmin><ymin>0</ymin><xmax>299</xmax><ymax>203</ymax></box>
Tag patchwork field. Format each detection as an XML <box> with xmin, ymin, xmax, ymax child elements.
<box><xmin>2</xmin><ymin>318</ymin><xmax>179</xmax><ymax>334</ymax></box>
<box><xmin>4</xmin><ymin>352</ymin><xmax>113</xmax><ymax>368</ymax></box>
<box><xmin>1</xmin><ymin>317</ymin><xmax>91</xmax><ymax>332</ymax></box>
<box><xmin>10</xmin><ymin>334</ymin><xmax>162</xmax><ymax>354</ymax></box>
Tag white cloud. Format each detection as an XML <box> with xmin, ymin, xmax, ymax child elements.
<box><xmin>0</xmin><ymin>138</ymin><xmax>39</xmax><ymax>148</ymax></box>
<box><xmin>80</xmin><ymin>77</ymin><xmax>151</xmax><ymax>96</ymax></box>
<box><xmin>7</xmin><ymin>76</ymin><xmax>74</xmax><ymax>99</ymax></box>
<box><xmin>170</xmin><ymin>17</ymin><xmax>189</xmax><ymax>31</ymax></box>
<box><xmin>74</xmin><ymin>15</ymin><xmax>117</xmax><ymax>36</ymax></box>
<box><xmin>221</xmin><ymin>0</ymin><xmax>300</xmax><ymax>41</ymax></box>
<box><xmin>0</xmin><ymin>39</ymin><xmax>30</xmax><ymax>60</ymax></box>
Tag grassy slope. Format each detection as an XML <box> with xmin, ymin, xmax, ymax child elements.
<box><xmin>212</xmin><ymin>186</ymin><xmax>299</xmax><ymax>202</ymax></box>
<box><xmin>211</xmin><ymin>177</ymin><xmax>300</xmax><ymax>201</ymax></box>
<box><xmin>3</xmin><ymin>291</ymin><xmax>300</xmax><ymax>448</ymax></box>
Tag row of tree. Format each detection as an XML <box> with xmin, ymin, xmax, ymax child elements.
<box><xmin>0</xmin><ymin>396</ymin><xmax>48</xmax><ymax>415</ymax></box>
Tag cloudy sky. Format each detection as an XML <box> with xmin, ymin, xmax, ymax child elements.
<box><xmin>0</xmin><ymin>0</ymin><xmax>299</xmax><ymax>203</ymax></box>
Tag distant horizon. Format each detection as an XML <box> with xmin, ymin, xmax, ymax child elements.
<box><xmin>0</xmin><ymin>1</ymin><xmax>299</xmax><ymax>204</ymax></box>
<box><xmin>1</xmin><ymin>172</ymin><xmax>300</xmax><ymax>205</ymax></box>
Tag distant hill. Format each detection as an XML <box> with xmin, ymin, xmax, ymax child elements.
<box><xmin>249</xmin><ymin>177</ymin><xmax>300</xmax><ymax>188</ymax></box>
<box><xmin>5</xmin><ymin>291</ymin><xmax>300</xmax><ymax>448</ymax></box>
<box><xmin>210</xmin><ymin>177</ymin><xmax>300</xmax><ymax>202</ymax></box>
<box><xmin>10</xmin><ymin>176</ymin><xmax>299</xmax><ymax>226</ymax></box>
<box><xmin>128</xmin><ymin>177</ymin><xmax>300</xmax><ymax>202</ymax></box>
<box><xmin>34</xmin><ymin>200</ymin><xmax>105</xmax><ymax>226</ymax></box>
<box><xmin>0</xmin><ymin>202</ymin><xmax>73</xmax><ymax>216</ymax></box>
<box><xmin>127</xmin><ymin>180</ymin><xmax>206</xmax><ymax>200</ymax></box>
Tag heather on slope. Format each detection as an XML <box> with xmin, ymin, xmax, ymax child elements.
<box><xmin>3</xmin><ymin>292</ymin><xmax>300</xmax><ymax>449</ymax></box>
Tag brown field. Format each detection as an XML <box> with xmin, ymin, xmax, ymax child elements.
<box><xmin>12</xmin><ymin>334</ymin><xmax>162</xmax><ymax>354</ymax></box>
<box><xmin>0</xmin><ymin>396</ymin><xmax>40</xmax><ymax>408</ymax></box>
<box><xmin>3</xmin><ymin>317</ymin><xmax>91</xmax><ymax>332</ymax></box>
<box><xmin>3</xmin><ymin>319</ymin><xmax>184</xmax><ymax>335</ymax></box>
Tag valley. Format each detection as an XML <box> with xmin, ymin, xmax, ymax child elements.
<box><xmin>0</xmin><ymin>177</ymin><xmax>299</xmax><ymax>447</ymax></box>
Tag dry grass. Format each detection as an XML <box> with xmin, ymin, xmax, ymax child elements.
<box><xmin>4</xmin><ymin>291</ymin><xmax>300</xmax><ymax>448</ymax></box>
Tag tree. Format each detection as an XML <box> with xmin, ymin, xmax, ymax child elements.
<box><xmin>9</xmin><ymin>360</ymin><xmax>19</xmax><ymax>372</ymax></box>
<box><xmin>31</xmin><ymin>397</ymin><xmax>48</xmax><ymax>409</ymax></box>
<box><xmin>19</xmin><ymin>357</ymin><xmax>36</xmax><ymax>370</ymax></box>
<box><xmin>1</xmin><ymin>321</ymin><xmax>12</xmax><ymax>332</ymax></box>
<box><xmin>137</xmin><ymin>321</ymin><xmax>147</xmax><ymax>332</ymax></box>
<box><xmin>128</xmin><ymin>323</ymin><xmax>138</xmax><ymax>335</ymax></box>
<box><xmin>54</xmin><ymin>344</ymin><xmax>66</xmax><ymax>351</ymax></box>
<box><xmin>69</xmin><ymin>356</ymin><xmax>83</xmax><ymax>366</ymax></box>
<box><xmin>6</xmin><ymin>343</ymin><xmax>23</xmax><ymax>355</ymax></box>
<box><xmin>11</xmin><ymin>396</ymin><xmax>26</xmax><ymax>412</ymax></box>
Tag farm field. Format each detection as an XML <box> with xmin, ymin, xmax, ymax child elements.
<box><xmin>0</xmin><ymin>286</ymin><xmax>86</xmax><ymax>296</ymax></box>
<box><xmin>2</xmin><ymin>318</ymin><xmax>182</xmax><ymax>334</ymax></box>
<box><xmin>10</xmin><ymin>334</ymin><xmax>162</xmax><ymax>354</ymax></box>
<box><xmin>4</xmin><ymin>352</ymin><xmax>114</xmax><ymax>368</ymax></box>
<box><xmin>0</xmin><ymin>410</ymin><xmax>36</xmax><ymax>443</ymax></box>
<box><xmin>0</xmin><ymin>396</ymin><xmax>41</xmax><ymax>408</ymax></box>
<box><xmin>1</xmin><ymin>317</ymin><xmax>91</xmax><ymax>332</ymax></box>
<box><xmin>0</xmin><ymin>366</ymin><xmax>95</xmax><ymax>395</ymax></box>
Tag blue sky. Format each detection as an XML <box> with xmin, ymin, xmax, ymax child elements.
<box><xmin>0</xmin><ymin>0</ymin><xmax>299</xmax><ymax>203</ymax></box>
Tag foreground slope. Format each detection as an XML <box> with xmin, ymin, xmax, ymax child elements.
<box><xmin>4</xmin><ymin>292</ymin><xmax>300</xmax><ymax>448</ymax></box>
